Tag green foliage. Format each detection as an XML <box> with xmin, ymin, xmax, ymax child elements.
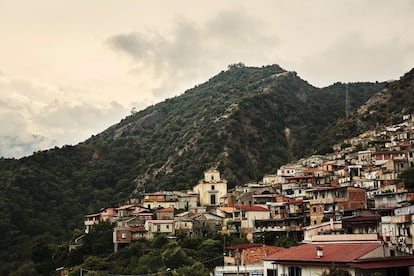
<box><xmin>321</xmin><ymin>267</ymin><xmax>352</xmax><ymax>276</ymax></box>
<box><xmin>172</xmin><ymin>262</ymin><xmax>210</xmax><ymax>276</ymax></box>
<box><xmin>254</xmin><ymin>233</ymin><xmax>297</xmax><ymax>248</ymax></box>
<box><xmin>274</xmin><ymin>236</ymin><xmax>297</xmax><ymax>248</ymax></box>
<box><xmin>0</xmin><ymin>64</ymin><xmax>389</xmax><ymax>272</ymax></box>
<box><xmin>66</xmin><ymin>234</ymin><xmax>223</xmax><ymax>275</ymax></box>
<box><xmin>68</xmin><ymin>221</ymin><xmax>113</xmax><ymax>265</ymax></box>
<box><xmin>151</xmin><ymin>233</ymin><xmax>169</xmax><ymax>249</ymax></box>
<box><xmin>398</xmin><ymin>167</ymin><xmax>414</xmax><ymax>190</ymax></box>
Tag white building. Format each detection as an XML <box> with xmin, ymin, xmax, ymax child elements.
<box><xmin>193</xmin><ymin>169</ymin><xmax>227</xmax><ymax>207</ymax></box>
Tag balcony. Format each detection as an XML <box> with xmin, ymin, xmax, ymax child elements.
<box><xmin>224</xmin><ymin>256</ymin><xmax>237</xmax><ymax>265</ymax></box>
<box><xmin>214</xmin><ymin>264</ymin><xmax>264</xmax><ymax>275</ymax></box>
<box><xmin>84</xmin><ymin>219</ymin><xmax>99</xmax><ymax>226</ymax></box>
<box><xmin>382</xmin><ymin>215</ymin><xmax>411</xmax><ymax>223</ymax></box>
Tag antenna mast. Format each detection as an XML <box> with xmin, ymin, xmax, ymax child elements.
<box><xmin>345</xmin><ymin>84</ymin><xmax>350</xmax><ymax>117</ymax></box>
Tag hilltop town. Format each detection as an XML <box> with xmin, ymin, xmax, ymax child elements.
<box><xmin>79</xmin><ymin>114</ymin><xmax>414</xmax><ymax>275</ymax></box>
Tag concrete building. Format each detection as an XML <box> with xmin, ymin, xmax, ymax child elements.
<box><xmin>193</xmin><ymin>168</ymin><xmax>227</xmax><ymax>207</ymax></box>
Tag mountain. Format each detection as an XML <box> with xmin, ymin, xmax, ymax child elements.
<box><xmin>313</xmin><ymin>68</ymin><xmax>414</xmax><ymax>151</ymax></box>
<box><xmin>0</xmin><ymin>63</ymin><xmax>386</xmax><ymax>274</ymax></box>
<box><xmin>87</xmin><ymin>64</ymin><xmax>384</xmax><ymax>192</ymax></box>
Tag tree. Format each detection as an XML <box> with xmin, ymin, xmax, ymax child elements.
<box><xmin>151</xmin><ymin>233</ymin><xmax>168</xmax><ymax>249</ymax></box>
<box><xmin>172</xmin><ymin>262</ymin><xmax>210</xmax><ymax>276</ymax></box>
<box><xmin>398</xmin><ymin>167</ymin><xmax>414</xmax><ymax>190</ymax></box>
<box><xmin>321</xmin><ymin>267</ymin><xmax>352</xmax><ymax>276</ymax></box>
<box><xmin>161</xmin><ymin>243</ymin><xmax>192</xmax><ymax>269</ymax></box>
<box><xmin>31</xmin><ymin>235</ymin><xmax>55</xmax><ymax>275</ymax></box>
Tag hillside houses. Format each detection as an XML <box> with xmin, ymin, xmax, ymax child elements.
<box><xmin>82</xmin><ymin>114</ymin><xmax>414</xmax><ymax>274</ymax></box>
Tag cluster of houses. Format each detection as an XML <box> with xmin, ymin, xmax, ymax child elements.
<box><xmin>82</xmin><ymin>114</ymin><xmax>414</xmax><ymax>275</ymax></box>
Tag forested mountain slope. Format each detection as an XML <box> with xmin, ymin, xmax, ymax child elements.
<box><xmin>313</xmin><ymin>68</ymin><xmax>414</xmax><ymax>151</ymax></box>
<box><xmin>0</xmin><ymin>63</ymin><xmax>386</xmax><ymax>274</ymax></box>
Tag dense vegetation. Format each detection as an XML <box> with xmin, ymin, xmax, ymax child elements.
<box><xmin>28</xmin><ymin>220</ymin><xmax>298</xmax><ymax>276</ymax></box>
<box><xmin>314</xmin><ymin>68</ymin><xmax>414</xmax><ymax>152</ymax></box>
<box><xmin>0</xmin><ymin>63</ymin><xmax>391</xmax><ymax>274</ymax></box>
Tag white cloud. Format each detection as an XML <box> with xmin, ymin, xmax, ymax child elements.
<box><xmin>0</xmin><ymin>74</ymin><xmax>129</xmax><ymax>158</ymax></box>
<box><xmin>1</xmin><ymin>1</ymin><xmax>414</xmax><ymax>158</ymax></box>
<box><xmin>296</xmin><ymin>33</ymin><xmax>414</xmax><ymax>86</ymax></box>
<box><xmin>108</xmin><ymin>9</ymin><xmax>280</xmax><ymax>99</ymax></box>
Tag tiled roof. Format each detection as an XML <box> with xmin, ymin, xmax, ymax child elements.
<box><xmin>116</xmin><ymin>204</ymin><xmax>136</xmax><ymax>210</ymax></box>
<box><xmin>252</xmin><ymin>194</ymin><xmax>278</xmax><ymax>198</ymax></box>
<box><xmin>302</xmin><ymin>168</ymin><xmax>324</xmax><ymax>173</ymax></box>
<box><xmin>130</xmin><ymin>225</ymin><xmax>147</xmax><ymax>232</ymax></box>
<box><xmin>219</xmin><ymin>207</ymin><xmax>235</xmax><ymax>213</ymax></box>
<box><xmin>285</xmin><ymin>175</ymin><xmax>313</xmax><ymax>179</ymax></box>
<box><xmin>147</xmin><ymin>220</ymin><xmax>174</xmax><ymax>224</ymax></box>
<box><xmin>264</xmin><ymin>243</ymin><xmax>381</xmax><ymax>263</ymax></box>
<box><xmin>226</xmin><ymin>243</ymin><xmax>263</xmax><ymax>250</ymax></box>
<box><xmin>156</xmin><ymin>207</ymin><xmax>174</xmax><ymax>212</ymax></box>
<box><xmin>352</xmin><ymin>256</ymin><xmax>414</xmax><ymax>269</ymax></box>
<box><xmin>235</xmin><ymin>205</ymin><xmax>269</xmax><ymax>212</ymax></box>
<box><xmin>342</xmin><ymin>215</ymin><xmax>381</xmax><ymax>222</ymax></box>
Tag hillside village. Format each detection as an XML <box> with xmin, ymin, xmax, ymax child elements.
<box><xmin>80</xmin><ymin>114</ymin><xmax>414</xmax><ymax>275</ymax></box>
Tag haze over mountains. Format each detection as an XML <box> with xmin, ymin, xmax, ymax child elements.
<box><xmin>2</xmin><ymin>63</ymin><xmax>414</xmax><ymax>273</ymax></box>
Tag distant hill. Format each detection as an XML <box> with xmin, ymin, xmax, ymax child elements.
<box><xmin>87</xmin><ymin>64</ymin><xmax>384</xmax><ymax>192</ymax></box>
<box><xmin>313</xmin><ymin>68</ymin><xmax>414</xmax><ymax>151</ymax></box>
<box><xmin>0</xmin><ymin>63</ymin><xmax>387</xmax><ymax>273</ymax></box>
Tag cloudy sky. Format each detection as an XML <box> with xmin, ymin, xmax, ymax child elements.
<box><xmin>1</xmin><ymin>0</ymin><xmax>413</xmax><ymax>158</ymax></box>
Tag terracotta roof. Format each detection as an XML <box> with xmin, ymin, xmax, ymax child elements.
<box><xmin>235</xmin><ymin>205</ymin><xmax>269</xmax><ymax>212</ymax></box>
<box><xmin>147</xmin><ymin>220</ymin><xmax>174</xmax><ymax>224</ymax></box>
<box><xmin>352</xmin><ymin>256</ymin><xmax>414</xmax><ymax>269</ymax></box>
<box><xmin>156</xmin><ymin>207</ymin><xmax>174</xmax><ymax>212</ymax></box>
<box><xmin>116</xmin><ymin>204</ymin><xmax>136</xmax><ymax>210</ymax></box>
<box><xmin>130</xmin><ymin>225</ymin><xmax>147</xmax><ymax>233</ymax></box>
<box><xmin>285</xmin><ymin>175</ymin><xmax>313</xmax><ymax>180</ymax></box>
<box><xmin>226</xmin><ymin>243</ymin><xmax>263</xmax><ymax>250</ymax></box>
<box><xmin>302</xmin><ymin>168</ymin><xmax>324</xmax><ymax>173</ymax></box>
<box><xmin>265</xmin><ymin>243</ymin><xmax>381</xmax><ymax>263</ymax></box>
<box><xmin>252</xmin><ymin>194</ymin><xmax>278</xmax><ymax>198</ymax></box>
<box><xmin>219</xmin><ymin>207</ymin><xmax>235</xmax><ymax>213</ymax></box>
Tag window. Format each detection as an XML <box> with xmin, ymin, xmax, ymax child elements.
<box><xmin>211</xmin><ymin>185</ymin><xmax>215</xmax><ymax>190</ymax></box>
<box><xmin>166</xmin><ymin>224</ymin><xmax>169</xmax><ymax>229</ymax></box>
<box><xmin>288</xmin><ymin>266</ymin><xmax>302</xmax><ymax>276</ymax></box>
<box><xmin>121</xmin><ymin>233</ymin><xmax>126</xmax><ymax>239</ymax></box>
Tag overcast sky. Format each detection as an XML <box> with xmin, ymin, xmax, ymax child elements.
<box><xmin>1</xmin><ymin>0</ymin><xmax>413</xmax><ymax>158</ymax></box>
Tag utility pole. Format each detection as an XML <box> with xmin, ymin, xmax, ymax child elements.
<box><xmin>235</xmin><ymin>249</ymin><xmax>240</xmax><ymax>276</ymax></box>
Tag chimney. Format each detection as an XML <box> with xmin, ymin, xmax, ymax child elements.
<box><xmin>316</xmin><ymin>246</ymin><xmax>324</xmax><ymax>258</ymax></box>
